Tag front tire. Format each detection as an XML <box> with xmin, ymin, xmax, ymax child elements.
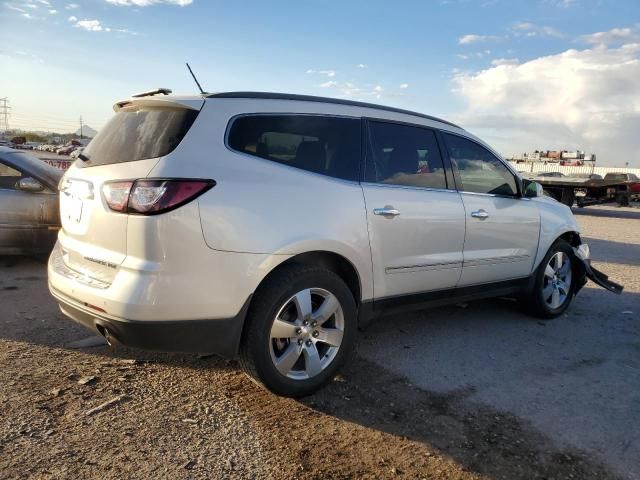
<box><xmin>524</xmin><ymin>240</ymin><xmax>577</xmax><ymax>319</ymax></box>
<box><xmin>239</xmin><ymin>264</ymin><xmax>357</xmax><ymax>397</ymax></box>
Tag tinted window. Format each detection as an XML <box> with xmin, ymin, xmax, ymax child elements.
<box><xmin>0</xmin><ymin>161</ymin><xmax>22</xmax><ymax>190</ymax></box>
<box><xmin>366</xmin><ymin>121</ymin><xmax>447</xmax><ymax>189</ymax></box>
<box><xmin>227</xmin><ymin>115</ymin><xmax>361</xmax><ymax>181</ymax></box>
<box><xmin>443</xmin><ymin>133</ymin><xmax>518</xmax><ymax>196</ymax></box>
<box><xmin>79</xmin><ymin>107</ymin><xmax>199</xmax><ymax>168</ymax></box>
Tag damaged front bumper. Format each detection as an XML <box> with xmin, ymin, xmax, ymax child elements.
<box><xmin>573</xmin><ymin>243</ymin><xmax>624</xmax><ymax>295</ymax></box>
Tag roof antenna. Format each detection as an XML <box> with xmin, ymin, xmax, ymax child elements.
<box><xmin>186</xmin><ymin>62</ymin><xmax>207</xmax><ymax>95</ymax></box>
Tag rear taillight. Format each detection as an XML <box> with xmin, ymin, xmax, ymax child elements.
<box><xmin>102</xmin><ymin>179</ymin><xmax>215</xmax><ymax>215</ymax></box>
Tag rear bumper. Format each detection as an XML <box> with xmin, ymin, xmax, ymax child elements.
<box><xmin>50</xmin><ymin>284</ymin><xmax>250</xmax><ymax>357</ymax></box>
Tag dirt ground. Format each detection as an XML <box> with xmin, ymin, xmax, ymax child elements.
<box><xmin>1</xmin><ymin>204</ymin><xmax>638</xmax><ymax>480</ymax></box>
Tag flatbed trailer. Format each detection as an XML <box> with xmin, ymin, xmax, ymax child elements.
<box><xmin>523</xmin><ymin>175</ymin><xmax>632</xmax><ymax>207</ymax></box>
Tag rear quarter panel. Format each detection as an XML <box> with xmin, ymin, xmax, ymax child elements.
<box><xmin>147</xmin><ymin>99</ymin><xmax>375</xmax><ymax>301</ymax></box>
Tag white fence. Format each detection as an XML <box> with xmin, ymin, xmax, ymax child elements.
<box><xmin>508</xmin><ymin>161</ymin><xmax>640</xmax><ymax>177</ymax></box>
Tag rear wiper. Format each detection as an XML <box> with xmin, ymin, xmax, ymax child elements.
<box><xmin>78</xmin><ymin>153</ymin><xmax>90</xmax><ymax>162</ymax></box>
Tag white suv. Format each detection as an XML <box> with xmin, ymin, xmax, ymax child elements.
<box><xmin>48</xmin><ymin>91</ymin><xmax>621</xmax><ymax>397</ymax></box>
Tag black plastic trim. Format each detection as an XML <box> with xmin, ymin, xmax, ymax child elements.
<box><xmin>358</xmin><ymin>277</ymin><xmax>530</xmax><ymax>326</ymax></box>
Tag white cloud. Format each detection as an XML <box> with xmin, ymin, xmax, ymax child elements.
<box><xmin>67</xmin><ymin>15</ymin><xmax>77</xmax><ymax>21</ymax></box>
<box><xmin>452</xmin><ymin>41</ymin><xmax>640</xmax><ymax>165</ymax></box>
<box><xmin>104</xmin><ymin>0</ymin><xmax>192</xmax><ymax>5</ymax></box>
<box><xmin>357</xmin><ymin>63</ymin><xmax>368</xmax><ymax>68</ymax></box>
<box><xmin>49</xmin><ymin>9</ymin><xmax>57</xmax><ymax>14</ymax></box>
<box><xmin>373</xmin><ymin>85</ymin><xmax>383</xmax><ymax>92</ymax></box>
<box><xmin>458</xmin><ymin>34</ymin><xmax>500</xmax><ymax>45</ymax></box>
<box><xmin>546</xmin><ymin>0</ymin><xmax>576</xmax><ymax>7</ymax></box>
<box><xmin>579</xmin><ymin>27</ymin><xmax>639</xmax><ymax>46</ymax></box>
<box><xmin>66</xmin><ymin>3</ymin><xmax>79</xmax><ymax>8</ymax></box>
<box><xmin>5</xmin><ymin>3</ymin><xmax>27</xmax><ymax>13</ymax></box>
<box><xmin>399</xmin><ymin>83</ymin><xmax>409</xmax><ymax>89</ymax></box>
<box><xmin>319</xmin><ymin>80</ymin><xmax>338</xmax><ymax>88</ymax></box>
<box><xmin>511</xmin><ymin>21</ymin><xmax>563</xmax><ymax>38</ymax></box>
<box><xmin>306</xmin><ymin>69</ymin><xmax>336</xmax><ymax>77</ymax></box>
<box><xmin>490</xmin><ymin>57</ymin><xmax>519</xmax><ymax>66</ymax></box>
<box><xmin>75</xmin><ymin>19</ymin><xmax>103</xmax><ymax>31</ymax></box>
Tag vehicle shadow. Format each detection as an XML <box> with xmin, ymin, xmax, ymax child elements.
<box><xmin>573</xmin><ymin>206</ymin><xmax>640</xmax><ymax>220</ymax></box>
<box><xmin>583</xmin><ymin>236</ymin><xmax>640</xmax><ymax>266</ymax></box>
<box><xmin>303</xmin><ymin>289</ymin><xmax>640</xmax><ymax>480</ymax></box>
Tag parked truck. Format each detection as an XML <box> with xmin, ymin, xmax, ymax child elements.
<box><xmin>522</xmin><ymin>172</ymin><xmax>636</xmax><ymax>207</ymax></box>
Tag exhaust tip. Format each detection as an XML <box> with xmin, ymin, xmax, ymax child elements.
<box><xmin>96</xmin><ymin>324</ymin><xmax>119</xmax><ymax>347</ymax></box>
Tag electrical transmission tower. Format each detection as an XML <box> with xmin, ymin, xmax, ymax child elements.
<box><xmin>0</xmin><ymin>98</ymin><xmax>10</xmax><ymax>133</ymax></box>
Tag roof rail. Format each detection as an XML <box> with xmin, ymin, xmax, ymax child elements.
<box><xmin>132</xmin><ymin>88</ymin><xmax>173</xmax><ymax>98</ymax></box>
<box><xmin>206</xmin><ymin>91</ymin><xmax>461</xmax><ymax>128</ymax></box>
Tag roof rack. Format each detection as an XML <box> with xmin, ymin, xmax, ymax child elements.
<box><xmin>206</xmin><ymin>91</ymin><xmax>461</xmax><ymax>128</ymax></box>
<box><xmin>131</xmin><ymin>88</ymin><xmax>173</xmax><ymax>98</ymax></box>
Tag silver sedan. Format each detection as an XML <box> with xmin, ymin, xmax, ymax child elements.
<box><xmin>0</xmin><ymin>147</ymin><xmax>62</xmax><ymax>255</ymax></box>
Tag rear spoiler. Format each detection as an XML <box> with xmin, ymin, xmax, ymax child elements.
<box><xmin>113</xmin><ymin>96</ymin><xmax>204</xmax><ymax>112</ymax></box>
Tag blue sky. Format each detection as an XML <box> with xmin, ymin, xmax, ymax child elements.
<box><xmin>1</xmin><ymin>0</ymin><xmax>639</xmax><ymax>164</ymax></box>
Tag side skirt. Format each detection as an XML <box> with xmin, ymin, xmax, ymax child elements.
<box><xmin>358</xmin><ymin>277</ymin><xmax>530</xmax><ymax>326</ymax></box>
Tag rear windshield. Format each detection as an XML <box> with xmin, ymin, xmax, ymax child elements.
<box><xmin>78</xmin><ymin>107</ymin><xmax>199</xmax><ymax>168</ymax></box>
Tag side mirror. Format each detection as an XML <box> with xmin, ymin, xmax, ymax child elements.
<box><xmin>523</xmin><ymin>179</ymin><xmax>543</xmax><ymax>198</ymax></box>
<box><xmin>16</xmin><ymin>177</ymin><xmax>45</xmax><ymax>193</ymax></box>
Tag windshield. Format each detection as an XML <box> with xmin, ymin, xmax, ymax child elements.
<box><xmin>78</xmin><ymin>107</ymin><xmax>199</xmax><ymax>168</ymax></box>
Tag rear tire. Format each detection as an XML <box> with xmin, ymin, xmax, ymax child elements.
<box><xmin>239</xmin><ymin>264</ymin><xmax>357</xmax><ymax>397</ymax></box>
<box><xmin>523</xmin><ymin>240</ymin><xmax>577</xmax><ymax>319</ymax></box>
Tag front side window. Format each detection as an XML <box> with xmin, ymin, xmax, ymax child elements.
<box><xmin>227</xmin><ymin>115</ymin><xmax>361</xmax><ymax>181</ymax></box>
<box><xmin>0</xmin><ymin>161</ymin><xmax>22</xmax><ymax>190</ymax></box>
<box><xmin>443</xmin><ymin>133</ymin><xmax>518</xmax><ymax>196</ymax></box>
<box><xmin>366</xmin><ymin>121</ymin><xmax>447</xmax><ymax>189</ymax></box>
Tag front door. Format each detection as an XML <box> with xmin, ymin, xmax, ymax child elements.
<box><xmin>361</xmin><ymin>120</ymin><xmax>466</xmax><ymax>300</ymax></box>
<box><xmin>0</xmin><ymin>160</ymin><xmax>58</xmax><ymax>254</ymax></box>
<box><xmin>441</xmin><ymin>133</ymin><xmax>540</xmax><ymax>286</ymax></box>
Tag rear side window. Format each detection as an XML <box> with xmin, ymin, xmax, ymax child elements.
<box><xmin>79</xmin><ymin>107</ymin><xmax>199</xmax><ymax>168</ymax></box>
<box><xmin>443</xmin><ymin>133</ymin><xmax>518</xmax><ymax>196</ymax></box>
<box><xmin>227</xmin><ymin>115</ymin><xmax>361</xmax><ymax>181</ymax></box>
<box><xmin>366</xmin><ymin>121</ymin><xmax>448</xmax><ymax>189</ymax></box>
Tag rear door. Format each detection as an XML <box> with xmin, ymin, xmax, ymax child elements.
<box><xmin>361</xmin><ymin>120</ymin><xmax>466</xmax><ymax>300</ymax></box>
<box><xmin>441</xmin><ymin>132</ymin><xmax>540</xmax><ymax>286</ymax></box>
<box><xmin>57</xmin><ymin>100</ymin><xmax>201</xmax><ymax>283</ymax></box>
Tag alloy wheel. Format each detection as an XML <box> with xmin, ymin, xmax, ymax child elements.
<box><xmin>542</xmin><ymin>251</ymin><xmax>572</xmax><ymax>309</ymax></box>
<box><xmin>269</xmin><ymin>288</ymin><xmax>344</xmax><ymax>380</ymax></box>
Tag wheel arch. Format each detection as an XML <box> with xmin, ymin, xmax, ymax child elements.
<box><xmin>257</xmin><ymin>250</ymin><xmax>363</xmax><ymax>306</ymax></box>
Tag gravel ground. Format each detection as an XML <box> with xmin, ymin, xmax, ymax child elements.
<box><xmin>1</xmin><ymin>204</ymin><xmax>638</xmax><ymax>479</ymax></box>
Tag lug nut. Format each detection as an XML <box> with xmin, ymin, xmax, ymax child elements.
<box><xmin>295</xmin><ymin>328</ymin><xmax>302</xmax><ymax>335</ymax></box>
<box><xmin>311</xmin><ymin>321</ymin><xmax>318</xmax><ymax>327</ymax></box>
<box><xmin>312</xmin><ymin>331</ymin><xmax>319</xmax><ymax>338</ymax></box>
<box><xmin>303</xmin><ymin>320</ymin><xmax>309</xmax><ymax>326</ymax></box>
<box><xmin>305</xmin><ymin>340</ymin><xmax>312</xmax><ymax>347</ymax></box>
<box><xmin>297</xmin><ymin>339</ymin><xmax>303</xmax><ymax>346</ymax></box>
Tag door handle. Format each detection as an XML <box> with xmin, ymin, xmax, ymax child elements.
<box><xmin>471</xmin><ymin>209</ymin><xmax>489</xmax><ymax>219</ymax></box>
<box><xmin>373</xmin><ymin>207</ymin><xmax>400</xmax><ymax>217</ymax></box>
